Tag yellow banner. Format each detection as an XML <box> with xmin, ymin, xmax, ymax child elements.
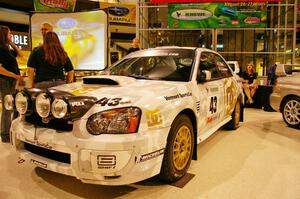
<box><xmin>100</xmin><ymin>3</ymin><xmax>136</xmax><ymax>24</ymax></box>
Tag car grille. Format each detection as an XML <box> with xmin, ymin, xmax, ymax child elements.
<box><xmin>25</xmin><ymin>113</ymin><xmax>73</xmax><ymax>131</ymax></box>
<box><xmin>24</xmin><ymin>142</ymin><xmax>71</xmax><ymax>164</ymax></box>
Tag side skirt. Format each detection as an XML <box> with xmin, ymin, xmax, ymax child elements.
<box><xmin>197</xmin><ymin>116</ymin><xmax>232</xmax><ymax>144</ymax></box>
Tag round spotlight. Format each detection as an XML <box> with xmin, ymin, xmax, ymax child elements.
<box><xmin>15</xmin><ymin>92</ymin><xmax>28</xmax><ymax>115</ymax></box>
<box><xmin>36</xmin><ymin>93</ymin><xmax>51</xmax><ymax>118</ymax></box>
<box><xmin>51</xmin><ymin>99</ymin><xmax>68</xmax><ymax>118</ymax></box>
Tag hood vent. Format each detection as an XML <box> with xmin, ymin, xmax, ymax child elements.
<box><xmin>83</xmin><ymin>77</ymin><xmax>119</xmax><ymax>85</ymax></box>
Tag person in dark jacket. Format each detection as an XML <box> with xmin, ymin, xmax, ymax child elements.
<box><xmin>267</xmin><ymin>63</ymin><xmax>277</xmax><ymax>85</ymax></box>
<box><xmin>27</xmin><ymin>31</ymin><xmax>74</xmax><ymax>89</ymax></box>
<box><xmin>0</xmin><ymin>25</ymin><xmax>23</xmax><ymax>142</ymax></box>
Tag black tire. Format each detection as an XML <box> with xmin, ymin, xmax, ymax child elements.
<box><xmin>159</xmin><ymin>114</ymin><xmax>194</xmax><ymax>182</ymax></box>
<box><xmin>226</xmin><ymin>100</ymin><xmax>241</xmax><ymax>130</ymax></box>
<box><xmin>282</xmin><ymin>96</ymin><xmax>300</xmax><ymax>129</ymax></box>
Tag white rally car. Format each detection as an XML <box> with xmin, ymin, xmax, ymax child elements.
<box><xmin>5</xmin><ymin>47</ymin><xmax>244</xmax><ymax>185</ymax></box>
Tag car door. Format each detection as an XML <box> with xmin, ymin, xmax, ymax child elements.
<box><xmin>196</xmin><ymin>51</ymin><xmax>225</xmax><ymax>135</ymax></box>
<box><xmin>214</xmin><ymin>53</ymin><xmax>238</xmax><ymax>119</ymax></box>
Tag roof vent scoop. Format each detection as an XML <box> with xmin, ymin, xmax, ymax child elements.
<box><xmin>83</xmin><ymin>77</ymin><xmax>119</xmax><ymax>85</ymax></box>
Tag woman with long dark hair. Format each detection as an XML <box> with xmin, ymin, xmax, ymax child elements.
<box><xmin>27</xmin><ymin>31</ymin><xmax>74</xmax><ymax>89</ymax></box>
<box><xmin>0</xmin><ymin>25</ymin><xmax>23</xmax><ymax>142</ymax></box>
<box><xmin>242</xmin><ymin>63</ymin><xmax>258</xmax><ymax>104</ymax></box>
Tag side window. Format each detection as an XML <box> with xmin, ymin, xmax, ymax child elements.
<box><xmin>215</xmin><ymin>55</ymin><xmax>233</xmax><ymax>78</ymax></box>
<box><xmin>199</xmin><ymin>52</ymin><xmax>221</xmax><ymax>80</ymax></box>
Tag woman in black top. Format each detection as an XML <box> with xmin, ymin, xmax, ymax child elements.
<box><xmin>242</xmin><ymin>63</ymin><xmax>258</xmax><ymax>104</ymax></box>
<box><xmin>27</xmin><ymin>31</ymin><xmax>74</xmax><ymax>89</ymax></box>
<box><xmin>0</xmin><ymin>25</ymin><xmax>23</xmax><ymax>142</ymax></box>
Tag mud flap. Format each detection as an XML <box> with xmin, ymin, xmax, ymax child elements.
<box><xmin>240</xmin><ymin>103</ymin><xmax>244</xmax><ymax>122</ymax></box>
<box><xmin>192</xmin><ymin>129</ymin><xmax>197</xmax><ymax>160</ymax></box>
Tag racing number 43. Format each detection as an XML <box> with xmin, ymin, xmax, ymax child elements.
<box><xmin>98</xmin><ymin>97</ymin><xmax>122</xmax><ymax>106</ymax></box>
<box><xmin>209</xmin><ymin>96</ymin><xmax>217</xmax><ymax>114</ymax></box>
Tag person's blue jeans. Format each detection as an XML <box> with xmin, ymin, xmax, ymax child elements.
<box><xmin>0</xmin><ymin>77</ymin><xmax>16</xmax><ymax>139</ymax></box>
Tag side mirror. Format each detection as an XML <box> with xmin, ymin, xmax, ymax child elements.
<box><xmin>233</xmin><ymin>65</ymin><xmax>240</xmax><ymax>74</ymax></box>
<box><xmin>197</xmin><ymin>70</ymin><xmax>211</xmax><ymax>83</ymax></box>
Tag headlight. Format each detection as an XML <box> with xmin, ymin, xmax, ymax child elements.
<box><xmin>4</xmin><ymin>95</ymin><xmax>14</xmax><ymax>110</ymax></box>
<box><xmin>86</xmin><ymin>107</ymin><xmax>141</xmax><ymax>135</ymax></box>
<box><xmin>15</xmin><ymin>92</ymin><xmax>28</xmax><ymax>114</ymax></box>
<box><xmin>51</xmin><ymin>99</ymin><xmax>68</xmax><ymax>118</ymax></box>
<box><xmin>36</xmin><ymin>93</ymin><xmax>51</xmax><ymax>118</ymax></box>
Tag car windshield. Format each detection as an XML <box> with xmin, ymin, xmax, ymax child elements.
<box><xmin>108</xmin><ymin>49</ymin><xmax>195</xmax><ymax>82</ymax></box>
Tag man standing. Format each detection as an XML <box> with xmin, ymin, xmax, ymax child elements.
<box><xmin>40</xmin><ymin>22</ymin><xmax>53</xmax><ymax>38</ymax></box>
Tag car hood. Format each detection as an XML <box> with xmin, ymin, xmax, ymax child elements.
<box><xmin>54</xmin><ymin>75</ymin><xmax>192</xmax><ymax>105</ymax></box>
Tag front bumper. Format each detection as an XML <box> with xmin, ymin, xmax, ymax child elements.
<box><xmin>11</xmin><ymin>118</ymin><xmax>169</xmax><ymax>185</ymax></box>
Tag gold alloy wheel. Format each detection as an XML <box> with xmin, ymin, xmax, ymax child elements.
<box><xmin>172</xmin><ymin>125</ymin><xmax>192</xmax><ymax>171</ymax></box>
<box><xmin>234</xmin><ymin>102</ymin><xmax>241</xmax><ymax>128</ymax></box>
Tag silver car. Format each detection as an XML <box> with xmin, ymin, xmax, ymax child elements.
<box><xmin>270</xmin><ymin>64</ymin><xmax>300</xmax><ymax>129</ymax></box>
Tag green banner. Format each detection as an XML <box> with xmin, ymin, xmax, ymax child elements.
<box><xmin>33</xmin><ymin>0</ymin><xmax>76</xmax><ymax>12</ymax></box>
<box><xmin>168</xmin><ymin>2</ymin><xmax>267</xmax><ymax>28</ymax></box>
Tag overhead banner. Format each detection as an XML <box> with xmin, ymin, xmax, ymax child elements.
<box><xmin>151</xmin><ymin>0</ymin><xmax>281</xmax><ymax>3</ymax></box>
<box><xmin>100</xmin><ymin>3</ymin><xmax>136</xmax><ymax>24</ymax></box>
<box><xmin>33</xmin><ymin>0</ymin><xmax>76</xmax><ymax>12</ymax></box>
<box><xmin>168</xmin><ymin>2</ymin><xmax>267</xmax><ymax>28</ymax></box>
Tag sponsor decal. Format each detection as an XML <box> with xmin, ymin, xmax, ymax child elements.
<box><xmin>25</xmin><ymin>138</ymin><xmax>53</xmax><ymax>150</ymax></box>
<box><xmin>70</xmin><ymin>87</ymin><xmax>99</xmax><ymax>95</ymax></box>
<box><xmin>31</xmin><ymin>159</ymin><xmax>47</xmax><ymax>168</ymax></box>
<box><xmin>108</xmin><ymin>6</ymin><xmax>129</xmax><ymax>16</ymax></box>
<box><xmin>145</xmin><ymin>110</ymin><xmax>164</xmax><ymax>128</ymax></box>
<box><xmin>168</xmin><ymin>3</ymin><xmax>267</xmax><ymax>28</ymax></box>
<box><xmin>110</xmin><ymin>17</ymin><xmax>131</xmax><ymax>23</ymax></box>
<box><xmin>207</xmin><ymin>114</ymin><xmax>218</xmax><ymax>123</ymax></box>
<box><xmin>137</xmin><ymin>148</ymin><xmax>165</xmax><ymax>163</ymax></box>
<box><xmin>164</xmin><ymin>92</ymin><xmax>192</xmax><ymax>101</ymax></box>
<box><xmin>172</xmin><ymin>9</ymin><xmax>212</xmax><ymax>20</ymax></box>
<box><xmin>100</xmin><ymin>2</ymin><xmax>136</xmax><ymax>24</ymax></box>
<box><xmin>231</xmin><ymin>20</ymin><xmax>239</xmax><ymax>25</ymax></box>
<box><xmin>119</xmin><ymin>98</ymin><xmax>132</xmax><ymax>105</ymax></box>
<box><xmin>57</xmin><ymin>18</ymin><xmax>78</xmax><ymax>29</ymax></box>
<box><xmin>96</xmin><ymin>155</ymin><xmax>116</xmax><ymax>169</ymax></box>
<box><xmin>70</xmin><ymin>101</ymin><xmax>85</xmax><ymax>107</ymax></box>
<box><xmin>225</xmin><ymin>81</ymin><xmax>236</xmax><ymax>115</ymax></box>
<box><xmin>244</xmin><ymin>17</ymin><xmax>260</xmax><ymax>24</ymax></box>
<box><xmin>168</xmin><ymin>53</ymin><xmax>179</xmax><ymax>56</ymax></box>
<box><xmin>209</xmin><ymin>87</ymin><xmax>219</xmax><ymax>93</ymax></box>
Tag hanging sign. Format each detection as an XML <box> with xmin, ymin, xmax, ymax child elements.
<box><xmin>33</xmin><ymin>0</ymin><xmax>76</xmax><ymax>12</ymax></box>
<box><xmin>151</xmin><ymin>0</ymin><xmax>282</xmax><ymax>3</ymax></box>
<box><xmin>100</xmin><ymin>3</ymin><xmax>136</xmax><ymax>24</ymax></box>
<box><xmin>168</xmin><ymin>2</ymin><xmax>267</xmax><ymax>28</ymax></box>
